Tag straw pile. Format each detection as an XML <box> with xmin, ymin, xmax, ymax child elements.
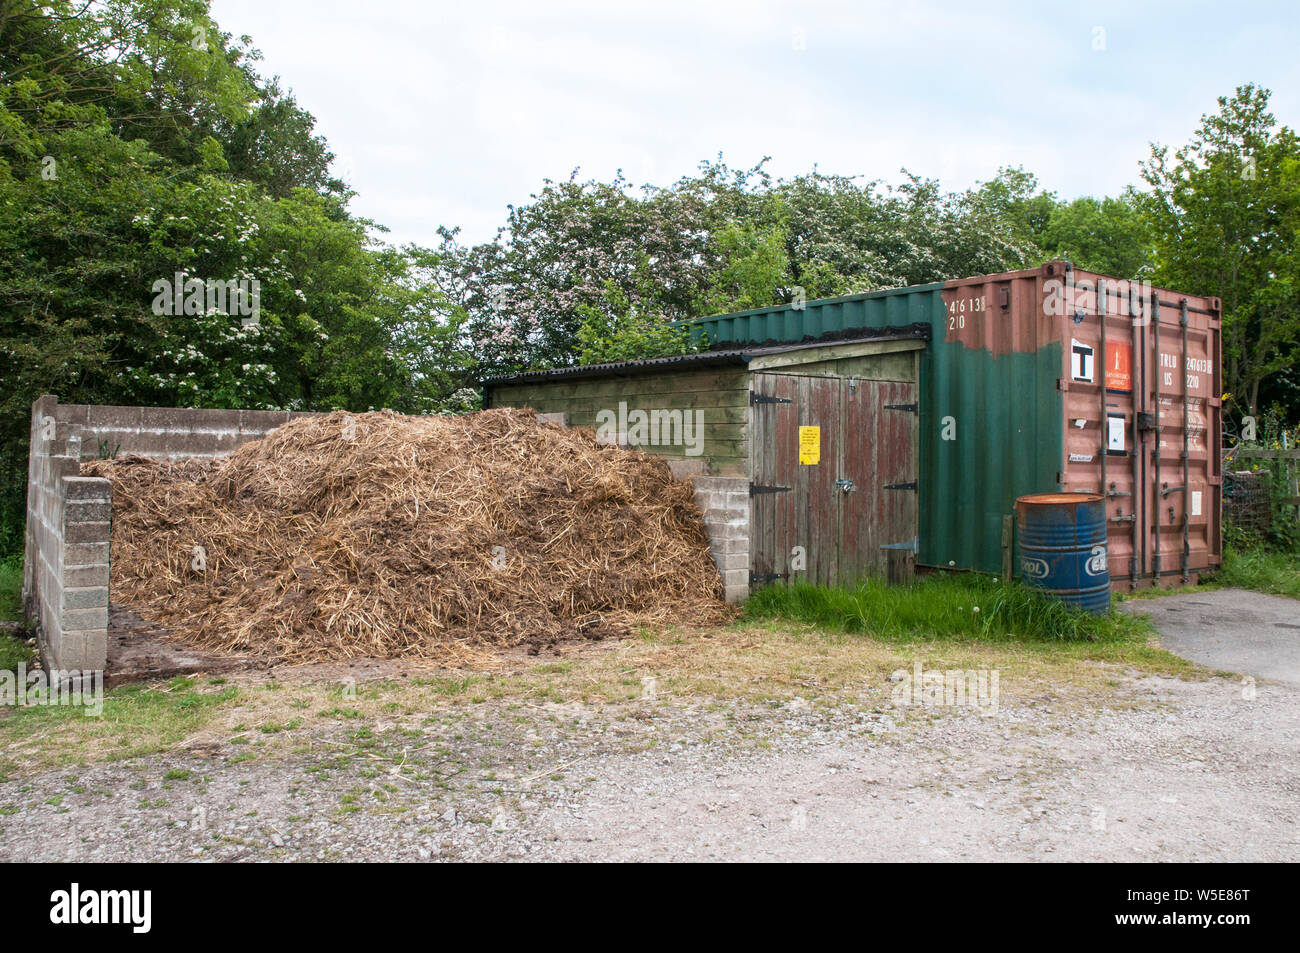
<box><xmin>85</xmin><ymin>409</ymin><xmax>732</xmax><ymax>663</ymax></box>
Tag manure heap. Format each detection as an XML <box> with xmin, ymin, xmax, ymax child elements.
<box><xmin>86</xmin><ymin>409</ymin><xmax>731</xmax><ymax>662</ymax></box>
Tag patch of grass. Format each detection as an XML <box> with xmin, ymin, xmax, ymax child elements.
<box><xmin>1208</xmin><ymin>545</ymin><xmax>1300</xmax><ymax>599</ymax></box>
<box><xmin>0</xmin><ymin>555</ymin><xmax>22</xmax><ymax>623</ymax></box>
<box><xmin>0</xmin><ymin>632</ymin><xmax>35</xmax><ymax>674</ymax></box>
<box><xmin>0</xmin><ymin>555</ymin><xmax>34</xmax><ymax>675</ymax></box>
<box><xmin>743</xmin><ymin>574</ymin><xmax>1144</xmax><ymax>645</ymax></box>
<box><xmin>0</xmin><ymin>681</ymin><xmax>240</xmax><ymax>780</ymax></box>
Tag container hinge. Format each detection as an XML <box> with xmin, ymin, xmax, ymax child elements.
<box><xmin>749</xmin><ymin>483</ymin><xmax>791</xmax><ymax>496</ymax></box>
<box><xmin>883</xmin><ymin>481</ymin><xmax>917</xmax><ymax>491</ymax></box>
<box><xmin>749</xmin><ymin>572</ymin><xmax>788</xmax><ymax>585</ymax></box>
<box><xmin>750</xmin><ymin>392</ymin><xmax>793</xmax><ymax>405</ymax></box>
<box><xmin>884</xmin><ymin>402</ymin><xmax>918</xmax><ymax>413</ymax></box>
<box><xmin>880</xmin><ymin>537</ymin><xmax>918</xmax><ymax>552</ymax></box>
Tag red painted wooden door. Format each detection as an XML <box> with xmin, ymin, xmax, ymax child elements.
<box><xmin>749</xmin><ymin>373</ymin><xmax>918</xmax><ymax>588</ymax></box>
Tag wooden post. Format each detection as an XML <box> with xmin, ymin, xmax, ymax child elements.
<box><xmin>1001</xmin><ymin>514</ymin><xmax>1014</xmax><ymax>581</ymax></box>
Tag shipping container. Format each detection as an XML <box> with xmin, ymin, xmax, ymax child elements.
<box><xmin>687</xmin><ymin>261</ymin><xmax>1223</xmax><ymax>589</ymax></box>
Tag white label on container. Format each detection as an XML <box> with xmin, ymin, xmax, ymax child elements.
<box><xmin>1107</xmin><ymin>416</ymin><xmax>1126</xmax><ymax>452</ymax></box>
<box><xmin>1069</xmin><ymin>453</ymin><xmax>1093</xmax><ymax>463</ymax></box>
<box><xmin>1071</xmin><ymin>339</ymin><xmax>1094</xmax><ymax>382</ymax></box>
<box><xmin>1191</xmin><ymin>491</ymin><xmax>1202</xmax><ymax>517</ymax></box>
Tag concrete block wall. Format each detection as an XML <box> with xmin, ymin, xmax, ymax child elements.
<box><xmin>691</xmin><ymin>476</ymin><xmax>750</xmax><ymax>603</ymax></box>
<box><xmin>23</xmin><ymin>395</ymin><xmax>320</xmax><ymax>676</ymax></box>
<box><xmin>23</xmin><ymin>397</ymin><xmax>114</xmax><ymax>674</ymax></box>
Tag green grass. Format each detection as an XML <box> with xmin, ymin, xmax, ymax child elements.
<box><xmin>744</xmin><ymin>573</ymin><xmax>1148</xmax><ymax>645</ymax></box>
<box><xmin>0</xmin><ymin>554</ymin><xmax>34</xmax><ymax>674</ymax></box>
<box><xmin>0</xmin><ymin>677</ymin><xmax>240</xmax><ymax>781</ymax></box>
<box><xmin>1209</xmin><ymin>546</ymin><xmax>1300</xmax><ymax>599</ymax></box>
<box><xmin>0</xmin><ymin>555</ymin><xmax>22</xmax><ymax>623</ymax></box>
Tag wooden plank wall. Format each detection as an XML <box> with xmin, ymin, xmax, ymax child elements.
<box><xmin>489</xmin><ymin>367</ymin><xmax>752</xmax><ymax>476</ymax></box>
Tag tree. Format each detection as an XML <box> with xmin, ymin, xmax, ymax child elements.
<box><xmin>1040</xmin><ymin>191</ymin><xmax>1152</xmax><ymax>279</ymax></box>
<box><xmin>0</xmin><ymin>0</ymin><xmax>415</xmax><ymax>553</ymax></box>
<box><xmin>1140</xmin><ymin>84</ymin><xmax>1300</xmax><ymax>415</ymax></box>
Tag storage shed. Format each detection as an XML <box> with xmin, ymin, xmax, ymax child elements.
<box><xmin>485</xmin><ymin>327</ymin><xmax>929</xmax><ymax>587</ymax></box>
<box><xmin>486</xmin><ymin>260</ymin><xmax>1223</xmax><ymax>594</ymax></box>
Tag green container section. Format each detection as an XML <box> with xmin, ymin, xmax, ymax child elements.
<box><xmin>688</xmin><ymin>283</ymin><xmax>1064</xmax><ymax>576</ymax></box>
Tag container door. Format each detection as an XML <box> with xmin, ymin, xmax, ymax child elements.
<box><xmin>840</xmin><ymin>379</ymin><xmax>919</xmax><ymax>584</ymax></box>
<box><xmin>1144</xmin><ymin>299</ymin><xmax>1221</xmax><ymax>585</ymax></box>
<box><xmin>1060</xmin><ymin>283</ymin><xmax>1222</xmax><ymax>588</ymax></box>
<box><xmin>748</xmin><ymin>373</ymin><xmax>918</xmax><ymax>588</ymax></box>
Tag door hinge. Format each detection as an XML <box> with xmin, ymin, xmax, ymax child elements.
<box><xmin>884</xmin><ymin>403</ymin><xmax>918</xmax><ymax>413</ymax></box>
<box><xmin>750</xmin><ymin>392</ymin><xmax>793</xmax><ymax>405</ymax></box>
<box><xmin>881</xmin><ymin>537</ymin><xmax>918</xmax><ymax>552</ymax></box>
<box><xmin>749</xmin><ymin>572</ymin><xmax>789</xmax><ymax>585</ymax></box>
<box><xmin>883</xmin><ymin>481</ymin><xmax>917</xmax><ymax>491</ymax></box>
<box><xmin>749</xmin><ymin>483</ymin><xmax>791</xmax><ymax>496</ymax></box>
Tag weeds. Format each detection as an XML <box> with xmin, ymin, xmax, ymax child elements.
<box><xmin>1209</xmin><ymin>546</ymin><xmax>1300</xmax><ymax>599</ymax></box>
<box><xmin>743</xmin><ymin>573</ymin><xmax>1146</xmax><ymax>644</ymax></box>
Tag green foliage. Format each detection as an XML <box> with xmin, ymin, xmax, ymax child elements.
<box><xmin>1140</xmin><ymin>84</ymin><xmax>1300</xmax><ymax>414</ymax></box>
<box><xmin>0</xmin><ymin>0</ymin><xmax>430</xmax><ymax>553</ymax></box>
<box><xmin>744</xmin><ymin>575</ymin><xmax>1143</xmax><ymax>644</ymax></box>
<box><xmin>1040</xmin><ymin>191</ymin><xmax>1152</xmax><ymax>278</ymax></box>
<box><xmin>0</xmin><ymin>555</ymin><xmax>23</xmax><ymax>623</ymax></box>
<box><xmin>0</xmin><ymin>555</ymin><xmax>33</xmax><ymax>675</ymax></box>
<box><xmin>695</xmin><ymin>219</ymin><xmax>790</xmax><ymax>315</ymax></box>
<box><xmin>1211</xmin><ymin>545</ymin><xmax>1300</xmax><ymax>599</ymax></box>
<box><xmin>576</xmin><ymin>280</ymin><xmax>701</xmax><ymax>365</ymax></box>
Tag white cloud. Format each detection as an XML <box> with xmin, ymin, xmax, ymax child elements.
<box><xmin>212</xmin><ymin>0</ymin><xmax>1300</xmax><ymax>247</ymax></box>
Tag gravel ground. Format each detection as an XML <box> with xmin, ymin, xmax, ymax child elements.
<box><xmin>2</xmin><ymin>669</ymin><xmax>1296</xmax><ymax>862</ymax></box>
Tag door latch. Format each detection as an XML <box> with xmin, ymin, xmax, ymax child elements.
<box><xmin>835</xmin><ymin>479</ymin><xmax>856</xmax><ymax>494</ymax></box>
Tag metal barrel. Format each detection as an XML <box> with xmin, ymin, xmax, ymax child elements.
<box><xmin>1015</xmin><ymin>493</ymin><xmax>1110</xmax><ymax>613</ymax></box>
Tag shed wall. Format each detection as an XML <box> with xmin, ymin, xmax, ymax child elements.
<box><xmin>488</xmin><ymin>366</ymin><xmax>752</xmax><ymax>476</ymax></box>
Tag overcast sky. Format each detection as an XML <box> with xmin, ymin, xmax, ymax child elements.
<box><xmin>209</xmin><ymin>0</ymin><xmax>1300</xmax><ymax>248</ymax></box>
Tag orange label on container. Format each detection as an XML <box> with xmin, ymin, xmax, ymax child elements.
<box><xmin>1106</xmin><ymin>343</ymin><xmax>1132</xmax><ymax>392</ymax></box>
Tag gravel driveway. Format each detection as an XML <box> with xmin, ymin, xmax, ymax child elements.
<box><xmin>2</xmin><ymin>667</ymin><xmax>1296</xmax><ymax>862</ymax></box>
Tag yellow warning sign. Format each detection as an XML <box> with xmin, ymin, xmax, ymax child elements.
<box><xmin>799</xmin><ymin>426</ymin><xmax>820</xmax><ymax>465</ymax></box>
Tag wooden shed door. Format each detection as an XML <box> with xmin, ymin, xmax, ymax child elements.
<box><xmin>749</xmin><ymin>373</ymin><xmax>918</xmax><ymax>588</ymax></box>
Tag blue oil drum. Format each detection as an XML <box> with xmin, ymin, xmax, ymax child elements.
<box><xmin>1015</xmin><ymin>493</ymin><xmax>1110</xmax><ymax>613</ymax></box>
